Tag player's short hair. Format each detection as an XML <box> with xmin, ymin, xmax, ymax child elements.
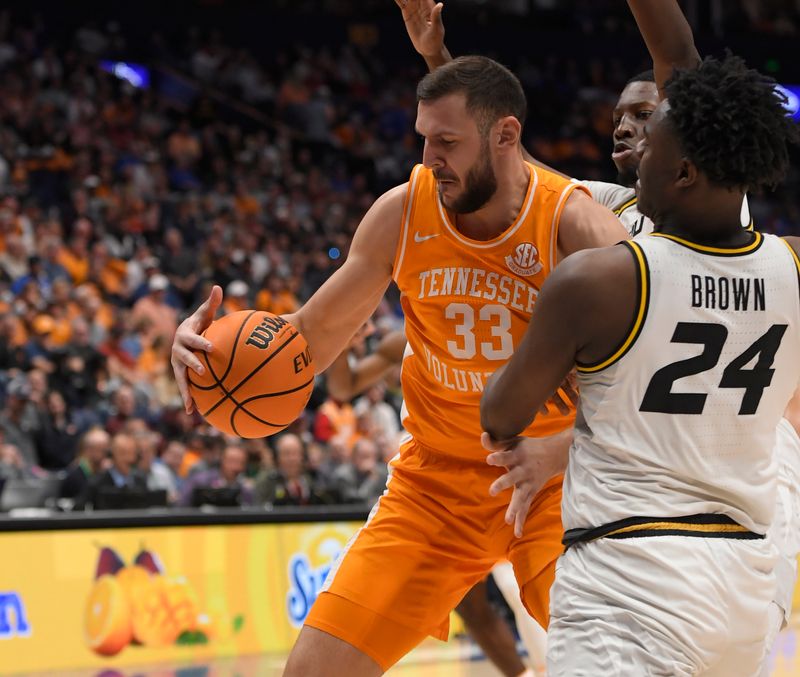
<box><xmin>664</xmin><ymin>54</ymin><xmax>799</xmax><ymax>191</ymax></box>
<box><xmin>417</xmin><ymin>55</ymin><xmax>527</xmax><ymax>135</ymax></box>
<box><xmin>625</xmin><ymin>70</ymin><xmax>655</xmax><ymax>86</ymax></box>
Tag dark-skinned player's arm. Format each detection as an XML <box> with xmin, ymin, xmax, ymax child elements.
<box><xmin>482</xmin><ymin>186</ymin><xmax>628</xmax><ymax>536</ymax></box>
<box><xmin>481</xmin><ymin>244</ymin><xmax>638</xmax><ymax>535</ymax></box>
<box><xmin>326</xmin><ymin>330</ymin><xmax>406</xmax><ymax>402</ymax></box>
<box><xmin>171</xmin><ymin>186</ymin><xmax>405</xmax><ymax>414</ymax></box>
<box><xmin>626</xmin><ymin>0</ymin><xmax>701</xmax><ymax>96</ymax></box>
<box><xmin>395</xmin><ymin>0</ymin><xmax>569</xmax><ymax>178</ymax></box>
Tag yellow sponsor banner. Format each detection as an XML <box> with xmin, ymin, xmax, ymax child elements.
<box><xmin>0</xmin><ymin>520</ymin><xmax>362</xmax><ymax>672</ymax></box>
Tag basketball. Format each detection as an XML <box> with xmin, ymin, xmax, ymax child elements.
<box><xmin>187</xmin><ymin>311</ymin><xmax>315</xmax><ymax>438</ymax></box>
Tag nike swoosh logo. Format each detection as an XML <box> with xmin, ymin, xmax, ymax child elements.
<box><xmin>414</xmin><ymin>232</ymin><xmax>440</xmax><ymax>243</ymax></box>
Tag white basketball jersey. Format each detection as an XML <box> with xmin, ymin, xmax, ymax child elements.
<box><xmin>564</xmin><ymin>232</ymin><xmax>800</xmax><ymax>535</ymax></box>
<box><xmin>581</xmin><ymin>180</ymin><xmax>753</xmax><ymax>237</ymax></box>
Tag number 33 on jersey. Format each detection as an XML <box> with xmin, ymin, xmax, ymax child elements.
<box><xmin>393</xmin><ymin>163</ymin><xmax>586</xmax><ymax>455</ymax></box>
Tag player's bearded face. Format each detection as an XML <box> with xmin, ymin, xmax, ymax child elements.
<box><xmin>435</xmin><ymin>137</ymin><xmax>498</xmax><ymax>214</ymax></box>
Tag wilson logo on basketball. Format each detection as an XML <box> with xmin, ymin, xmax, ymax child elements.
<box><xmin>245</xmin><ymin>315</ymin><xmax>289</xmax><ymax>350</ymax></box>
<box><xmin>505</xmin><ymin>242</ymin><xmax>543</xmax><ymax>277</ymax></box>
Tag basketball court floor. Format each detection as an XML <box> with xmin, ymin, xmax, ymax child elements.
<box><xmin>14</xmin><ymin>621</ymin><xmax>800</xmax><ymax>677</ymax></box>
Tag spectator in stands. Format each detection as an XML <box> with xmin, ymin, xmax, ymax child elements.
<box><xmin>178</xmin><ymin>443</ymin><xmax>254</xmax><ymax>507</ymax></box>
<box><xmin>305</xmin><ymin>441</ymin><xmax>327</xmax><ymax>486</ymax></box>
<box><xmin>135</xmin><ymin>430</ymin><xmax>178</xmax><ymax>504</ymax></box>
<box><xmin>256</xmin><ymin>273</ymin><xmax>299</xmax><ymax>315</ymax></box>
<box><xmin>105</xmin><ymin>384</ymin><xmax>146</xmax><ymax>435</ymax></box>
<box><xmin>53</xmin><ymin>317</ymin><xmax>105</xmax><ymax>409</ymax></box>
<box><xmin>160</xmin><ymin>440</ymin><xmax>186</xmax><ymax>494</ymax></box>
<box><xmin>186</xmin><ymin>434</ymin><xmax>225</xmax><ymax>478</ymax></box>
<box><xmin>0</xmin><ymin>314</ymin><xmax>25</xmax><ymax>371</ymax></box>
<box><xmin>331</xmin><ymin>438</ymin><xmax>387</xmax><ymax>506</ymax></box>
<box><xmin>132</xmin><ymin>274</ymin><xmax>178</xmax><ymax>344</ymax></box>
<box><xmin>27</xmin><ymin>368</ymin><xmax>49</xmax><ymax>408</ymax></box>
<box><xmin>161</xmin><ymin>228</ymin><xmax>198</xmax><ymax>307</ymax></box>
<box><xmin>353</xmin><ymin>383</ymin><xmax>399</xmax><ymax>441</ymax></box>
<box><xmin>11</xmin><ymin>255</ymin><xmax>62</xmax><ymax>299</ymax></box>
<box><xmin>254</xmin><ymin>433</ymin><xmax>329</xmax><ymax>506</ymax></box>
<box><xmin>315</xmin><ymin>436</ymin><xmax>351</xmax><ymax>491</ymax></box>
<box><xmin>99</xmin><ymin>322</ymin><xmax>139</xmax><ymax>384</ymax></box>
<box><xmin>23</xmin><ymin>314</ymin><xmax>57</xmax><ymax>374</ymax></box>
<box><xmin>314</xmin><ymin>396</ymin><xmax>356</xmax><ymax>448</ymax></box>
<box><xmin>242</xmin><ymin>437</ymin><xmax>271</xmax><ymax>479</ymax></box>
<box><xmin>222</xmin><ymin>280</ymin><xmax>250</xmax><ymax>315</ymax></box>
<box><xmin>60</xmin><ymin>427</ymin><xmax>111</xmax><ymax>499</ymax></box>
<box><xmin>179</xmin><ymin>432</ymin><xmax>207</xmax><ymax>477</ymax></box>
<box><xmin>0</xmin><ymin>375</ymin><xmax>41</xmax><ymax>468</ymax></box>
<box><xmin>0</xmin><ymin>436</ymin><xmax>28</xmax><ymax>481</ymax></box>
<box><xmin>74</xmin><ymin>432</ymin><xmax>147</xmax><ymax>509</ymax></box>
<box><xmin>36</xmin><ymin>390</ymin><xmax>80</xmax><ymax>470</ymax></box>
<box><xmin>0</xmin><ymin>234</ymin><xmax>29</xmax><ymax>281</ymax></box>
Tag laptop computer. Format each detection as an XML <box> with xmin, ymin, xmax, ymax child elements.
<box><xmin>94</xmin><ymin>487</ymin><xmax>169</xmax><ymax>510</ymax></box>
<box><xmin>0</xmin><ymin>476</ymin><xmax>62</xmax><ymax>511</ymax></box>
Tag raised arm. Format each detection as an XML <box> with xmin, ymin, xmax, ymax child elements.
<box><xmin>395</xmin><ymin>0</ymin><xmax>451</xmax><ymax>72</ymax></box>
<box><xmin>172</xmin><ymin>186</ymin><xmax>405</xmax><ymax>413</ymax></box>
<box><xmin>396</xmin><ymin>0</ymin><xmax>569</xmax><ymax>178</ymax></box>
<box><xmin>326</xmin><ymin>330</ymin><xmax>406</xmax><ymax>402</ymax></box>
<box><xmin>626</xmin><ymin>0</ymin><xmax>701</xmax><ymax>95</ymax></box>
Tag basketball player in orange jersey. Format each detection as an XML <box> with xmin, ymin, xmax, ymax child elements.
<box><xmin>326</xmin><ymin>325</ymin><xmax>557</xmax><ymax>677</ymax></box>
<box><xmin>172</xmin><ymin>57</ymin><xmax>628</xmax><ymax>675</ymax></box>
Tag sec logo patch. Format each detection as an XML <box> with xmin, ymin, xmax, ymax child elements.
<box><xmin>505</xmin><ymin>242</ymin><xmax>543</xmax><ymax>276</ymax></box>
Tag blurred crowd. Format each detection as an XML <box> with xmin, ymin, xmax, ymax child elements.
<box><xmin>271</xmin><ymin>0</ymin><xmax>800</xmax><ymax>36</ymax></box>
<box><xmin>0</xmin><ymin>4</ymin><xmax>797</xmax><ymax>511</ymax></box>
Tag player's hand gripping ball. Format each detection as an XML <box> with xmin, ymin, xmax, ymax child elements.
<box><xmin>187</xmin><ymin>311</ymin><xmax>315</xmax><ymax>438</ymax></box>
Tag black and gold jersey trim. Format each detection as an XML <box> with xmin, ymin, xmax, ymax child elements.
<box><xmin>746</xmin><ymin>217</ymin><xmax>755</xmax><ymax>232</ymax></box>
<box><xmin>651</xmin><ymin>230</ymin><xmax>763</xmax><ymax>257</ymax></box>
<box><xmin>613</xmin><ymin>196</ymin><xmax>638</xmax><ymax>217</ymax></box>
<box><xmin>563</xmin><ymin>513</ymin><xmax>763</xmax><ymax>549</ymax></box>
<box><xmin>576</xmin><ymin>241</ymin><xmax>650</xmax><ymax>374</ymax></box>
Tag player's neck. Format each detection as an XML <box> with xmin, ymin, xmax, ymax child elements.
<box><xmin>658</xmin><ymin>200</ymin><xmax>751</xmax><ymax>247</ymax></box>
<box><xmin>452</xmin><ymin>161</ymin><xmax>530</xmax><ymax>241</ymax></box>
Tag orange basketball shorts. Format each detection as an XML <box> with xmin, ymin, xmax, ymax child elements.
<box><xmin>305</xmin><ymin>436</ymin><xmax>565</xmax><ymax>670</ymax></box>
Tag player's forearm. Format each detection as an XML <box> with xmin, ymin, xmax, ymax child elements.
<box><xmin>287</xmin><ymin>280</ymin><xmax>384</xmax><ymax>371</ymax></box>
<box><xmin>325</xmin><ymin>351</ymin><xmax>358</xmax><ymax>402</ymax></box>
<box><xmin>481</xmin><ymin>364</ymin><xmax>541</xmax><ymax>441</ymax></box>
<box><xmin>284</xmin><ymin>308</ymin><xmax>353</xmax><ymax>375</ymax></box>
<box><xmin>423</xmin><ymin>45</ymin><xmax>452</xmax><ymax>72</ymax></box>
<box><xmin>627</xmin><ymin>0</ymin><xmax>700</xmax><ymax>91</ymax></box>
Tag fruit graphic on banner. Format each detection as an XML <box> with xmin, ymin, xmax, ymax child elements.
<box><xmin>83</xmin><ymin>545</ymin><xmax>243</xmax><ymax>657</ymax></box>
<box><xmin>84</xmin><ymin>576</ymin><xmax>132</xmax><ymax>656</ymax></box>
<box><xmin>134</xmin><ymin>546</ymin><xmax>165</xmax><ymax>574</ymax></box>
<box><xmin>94</xmin><ymin>546</ymin><xmax>125</xmax><ymax>579</ymax></box>
<box><xmin>131</xmin><ymin>575</ymin><xmax>198</xmax><ymax>647</ymax></box>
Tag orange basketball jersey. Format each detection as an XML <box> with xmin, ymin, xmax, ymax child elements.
<box><xmin>393</xmin><ymin>162</ymin><xmax>585</xmax><ymax>457</ymax></box>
